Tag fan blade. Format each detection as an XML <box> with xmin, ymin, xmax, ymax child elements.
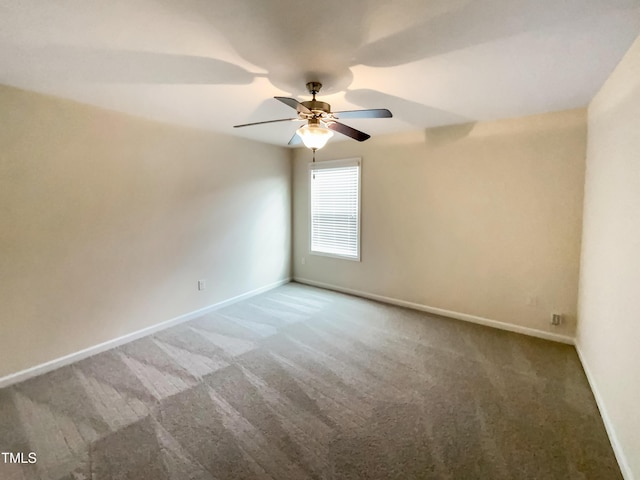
<box><xmin>288</xmin><ymin>132</ymin><xmax>302</xmax><ymax>146</ymax></box>
<box><xmin>346</xmin><ymin>89</ymin><xmax>468</xmax><ymax>126</ymax></box>
<box><xmin>275</xmin><ymin>97</ymin><xmax>313</xmax><ymax>114</ymax></box>
<box><xmin>333</xmin><ymin>108</ymin><xmax>392</xmax><ymax>119</ymax></box>
<box><xmin>234</xmin><ymin>118</ymin><xmax>299</xmax><ymax>128</ymax></box>
<box><xmin>327</xmin><ymin>121</ymin><xmax>371</xmax><ymax>142</ymax></box>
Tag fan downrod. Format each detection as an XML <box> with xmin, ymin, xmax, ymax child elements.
<box><xmin>306</xmin><ymin>82</ymin><xmax>323</xmax><ymax>100</ymax></box>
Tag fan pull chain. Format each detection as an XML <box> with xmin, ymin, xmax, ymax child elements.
<box><xmin>312</xmin><ymin>148</ymin><xmax>316</xmax><ymax>179</ymax></box>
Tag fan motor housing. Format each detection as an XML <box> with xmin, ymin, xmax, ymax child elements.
<box><xmin>300</xmin><ymin>100</ymin><xmax>331</xmax><ymax>114</ymax></box>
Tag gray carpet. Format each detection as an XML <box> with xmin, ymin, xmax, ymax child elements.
<box><xmin>0</xmin><ymin>282</ymin><xmax>621</xmax><ymax>479</ymax></box>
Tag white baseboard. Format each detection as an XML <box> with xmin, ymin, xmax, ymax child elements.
<box><xmin>0</xmin><ymin>278</ymin><xmax>291</xmax><ymax>389</ymax></box>
<box><xmin>293</xmin><ymin>277</ymin><xmax>575</xmax><ymax>345</ymax></box>
<box><xmin>575</xmin><ymin>343</ymin><xmax>633</xmax><ymax>480</ymax></box>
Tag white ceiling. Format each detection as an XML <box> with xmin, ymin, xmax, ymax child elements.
<box><xmin>1</xmin><ymin>0</ymin><xmax>639</xmax><ymax>146</ymax></box>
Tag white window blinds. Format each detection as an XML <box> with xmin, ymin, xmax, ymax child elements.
<box><xmin>309</xmin><ymin>158</ymin><xmax>361</xmax><ymax>260</ymax></box>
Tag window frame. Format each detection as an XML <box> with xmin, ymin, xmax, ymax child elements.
<box><xmin>308</xmin><ymin>157</ymin><xmax>362</xmax><ymax>262</ymax></box>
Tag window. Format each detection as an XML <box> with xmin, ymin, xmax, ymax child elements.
<box><xmin>309</xmin><ymin>158</ymin><xmax>361</xmax><ymax>261</ymax></box>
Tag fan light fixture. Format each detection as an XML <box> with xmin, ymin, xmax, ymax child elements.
<box><xmin>296</xmin><ymin>120</ymin><xmax>333</xmax><ymax>150</ymax></box>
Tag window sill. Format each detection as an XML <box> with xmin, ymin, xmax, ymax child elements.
<box><xmin>309</xmin><ymin>250</ymin><xmax>361</xmax><ymax>262</ymax></box>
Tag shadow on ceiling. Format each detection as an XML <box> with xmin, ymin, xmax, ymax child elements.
<box><xmin>152</xmin><ymin>0</ymin><xmax>635</xmax><ymax>92</ymax></box>
<box><xmin>8</xmin><ymin>0</ymin><xmax>635</xmax><ymax>134</ymax></box>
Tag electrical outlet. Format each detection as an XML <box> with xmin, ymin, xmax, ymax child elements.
<box><xmin>198</xmin><ymin>279</ymin><xmax>206</xmax><ymax>291</ymax></box>
<box><xmin>301</xmin><ymin>257</ymin><xmax>306</xmax><ymax>265</ymax></box>
<box><xmin>551</xmin><ymin>313</ymin><xmax>562</xmax><ymax>326</ymax></box>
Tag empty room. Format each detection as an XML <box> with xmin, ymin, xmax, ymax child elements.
<box><xmin>1</xmin><ymin>1</ymin><xmax>639</xmax><ymax>479</ymax></box>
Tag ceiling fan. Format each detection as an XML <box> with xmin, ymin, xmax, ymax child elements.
<box><xmin>234</xmin><ymin>82</ymin><xmax>392</xmax><ymax>151</ymax></box>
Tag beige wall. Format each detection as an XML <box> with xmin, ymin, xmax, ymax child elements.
<box><xmin>293</xmin><ymin>109</ymin><xmax>586</xmax><ymax>338</ymax></box>
<box><xmin>578</xmin><ymin>35</ymin><xmax>640</xmax><ymax>480</ymax></box>
<box><xmin>0</xmin><ymin>85</ymin><xmax>291</xmax><ymax>378</ymax></box>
